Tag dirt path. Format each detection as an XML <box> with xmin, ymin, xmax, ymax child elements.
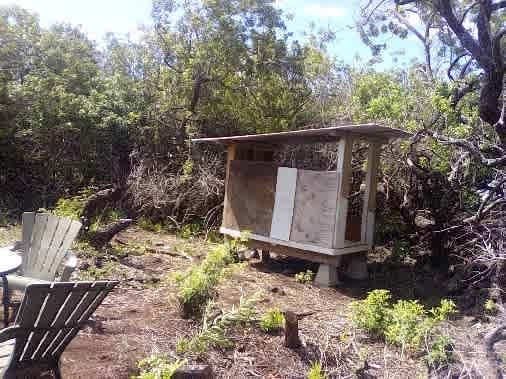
<box><xmin>60</xmin><ymin>227</ymin><xmax>430</xmax><ymax>378</ymax></box>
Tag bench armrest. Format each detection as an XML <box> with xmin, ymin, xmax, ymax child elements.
<box><xmin>60</xmin><ymin>254</ymin><xmax>78</xmax><ymax>281</ymax></box>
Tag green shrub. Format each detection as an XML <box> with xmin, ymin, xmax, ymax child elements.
<box><xmin>259</xmin><ymin>308</ymin><xmax>285</xmax><ymax>333</ymax></box>
<box><xmin>48</xmin><ymin>187</ymin><xmax>95</xmax><ymax>220</ymax></box>
<box><xmin>426</xmin><ymin>335</ymin><xmax>453</xmax><ymax>368</ymax></box>
<box><xmin>295</xmin><ymin>270</ymin><xmax>315</xmax><ymax>284</ymax></box>
<box><xmin>133</xmin><ymin>355</ymin><xmax>185</xmax><ymax>379</ymax></box>
<box><xmin>349</xmin><ymin>289</ymin><xmax>392</xmax><ymax>336</ymax></box>
<box><xmin>350</xmin><ymin>289</ymin><xmax>457</xmax><ymax>356</ymax></box>
<box><xmin>307</xmin><ymin>362</ymin><xmax>328</xmax><ymax>379</ymax></box>
<box><xmin>174</xmin><ymin>239</ymin><xmax>244</xmax><ymax>317</ymax></box>
<box><xmin>384</xmin><ymin>300</ymin><xmax>429</xmax><ymax>351</ymax></box>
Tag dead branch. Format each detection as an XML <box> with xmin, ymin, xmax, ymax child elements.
<box><xmin>89</xmin><ymin>219</ymin><xmax>133</xmax><ymax>249</ymax></box>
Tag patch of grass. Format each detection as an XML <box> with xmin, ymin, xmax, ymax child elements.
<box><xmin>71</xmin><ymin>241</ymin><xmax>102</xmax><ymax>258</ymax></box>
<box><xmin>350</xmin><ymin>289</ymin><xmax>457</xmax><ymax>356</ymax></box>
<box><xmin>133</xmin><ymin>355</ymin><xmax>186</xmax><ymax>379</ymax></box>
<box><xmin>307</xmin><ymin>362</ymin><xmax>328</xmax><ymax>379</ymax></box>
<box><xmin>259</xmin><ymin>308</ymin><xmax>284</xmax><ymax>333</ymax></box>
<box><xmin>295</xmin><ymin>270</ymin><xmax>315</xmax><ymax>284</ymax></box>
<box><xmin>179</xmin><ymin>223</ymin><xmax>202</xmax><ymax>240</ymax></box>
<box><xmin>177</xmin><ymin>297</ymin><xmax>257</xmax><ymax>354</ymax></box>
<box><xmin>78</xmin><ymin>261</ymin><xmax>119</xmax><ymax>280</ymax></box>
<box><xmin>174</xmin><ymin>238</ymin><xmax>245</xmax><ymax>317</ymax></box>
<box><xmin>137</xmin><ymin>217</ymin><xmax>163</xmax><ymax>233</ymax></box>
<box><xmin>88</xmin><ymin>207</ymin><xmax>122</xmax><ymax>232</ymax></box>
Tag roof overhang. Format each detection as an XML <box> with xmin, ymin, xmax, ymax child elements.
<box><xmin>191</xmin><ymin>123</ymin><xmax>411</xmax><ymax>146</ymax></box>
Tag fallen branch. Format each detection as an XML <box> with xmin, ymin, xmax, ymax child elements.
<box><xmin>89</xmin><ymin>219</ymin><xmax>133</xmax><ymax>249</ymax></box>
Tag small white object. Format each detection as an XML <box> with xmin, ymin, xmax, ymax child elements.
<box><xmin>270</xmin><ymin>167</ymin><xmax>297</xmax><ymax>241</ymax></box>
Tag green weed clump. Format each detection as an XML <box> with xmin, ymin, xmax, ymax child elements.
<box><xmin>179</xmin><ymin>223</ymin><xmax>202</xmax><ymax>239</ymax></box>
<box><xmin>349</xmin><ymin>289</ymin><xmax>392</xmax><ymax>336</ymax></box>
<box><xmin>174</xmin><ymin>239</ymin><xmax>244</xmax><ymax>317</ymax></box>
<box><xmin>133</xmin><ymin>355</ymin><xmax>185</xmax><ymax>379</ymax></box>
<box><xmin>295</xmin><ymin>270</ymin><xmax>315</xmax><ymax>284</ymax></box>
<box><xmin>137</xmin><ymin>217</ymin><xmax>163</xmax><ymax>233</ymax></box>
<box><xmin>349</xmin><ymin>289</ymin><xmax>457</xmax><ymax>359</ymax></box>
<box><xmin>259</xmin><ymin>308</ymin><xmax>285</xmax><ymax>333</ymax></box>
<box><xmin>47</xmin><ymin>187</ymin><xmax>95</xmax><ymax>220</ymax></box>
<box><xmin>426</xmin><ymin>335</ymin><xmax>453</xmax><ymax>368</ymax></box>
<box><xmin>47</xmin><ymin>187</ymin><xmax>123</xmax><ymax>233</ymax></box>
<box><xmin>307</xmin><ymin>362</ymin><xmax>328</xmax><ymax>379</ymax></box>
<box><xmin>484</xmin><ymin>299</ymin><xmax>499</xmax><ymax>315</ymax></box>
<box><xmin>177</xmin><ymin>297</ymin><xmax>257</xmax><ymax>354</ymax></box>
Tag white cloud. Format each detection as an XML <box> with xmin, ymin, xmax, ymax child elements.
<box><xmin>302</xmin><ymin>4</ymin><xmax>346</xmax><ymax>18</ymax></box>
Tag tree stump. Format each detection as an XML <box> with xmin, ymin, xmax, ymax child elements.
<box><xmin>173</xmin><ymin>365</ymin><xmax>214</xmax><ymax>379</ymax></box>
<box><xmin>284</xmin><ymin>311</ymin><xmax>301</xmax><ymax>348</ymax></box>
<box><xmin>261</xmin><ymin>250</ymin><xmax>271</xmax><ymax>264</ymax></box>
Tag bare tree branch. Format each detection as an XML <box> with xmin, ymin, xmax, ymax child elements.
<box><xmin>431</xmin><ymin>131</ymin><xmax>506</xmax><ymax>167</ymax></box>
<box><xmin>491</xmin><ymin>0</ymin><xmax>506</xmax><ymax>11</ymax></box>
<box><xmin>438</xmin><ymin>0</ymin><xmax>494</xmax><ymax>71</ymax></box>
<box><xmin>448</xmin><ymin>52</ymin><xmax>470</xmax><ymax>80</ymax></box>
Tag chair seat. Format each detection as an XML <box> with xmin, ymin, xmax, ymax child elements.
<box><xmin>0</xmin><ymin>339</ymin><xmax>14</xmax><ymax>371</ymax></box>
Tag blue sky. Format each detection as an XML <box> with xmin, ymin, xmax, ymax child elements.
<box><xmin>0</xmin><ymin>0</ymin><xmax>423</xmax><ymax>69</ymax></box>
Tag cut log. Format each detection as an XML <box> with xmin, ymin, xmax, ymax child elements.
<box><xmin>173</xmin><ymin>365</ymin><xmax>214</xmax><ymax>379</ymax></box>
<box><xmin>284</xmin><ymin>311</ymin><xmax>301</xmax><ymax>348</ymax></box>
<box><xmin>89</xmin><ymin>219</ymin><xmax>133</xmax><ymax>249</ymax></box>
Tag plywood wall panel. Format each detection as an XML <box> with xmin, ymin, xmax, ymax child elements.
<box><xmin>290</xmin><ymin>170</ymin><xmax>337</xmax><ymax>248</ymax></box>
<box><xmin>222</xmin><ymin>161</ymin><xmax>277</xmax><ymax>236</ymax></box>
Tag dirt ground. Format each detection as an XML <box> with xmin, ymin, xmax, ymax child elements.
<box><xmin>1</xmin><ymin>225</ymin><xmax>504</xmax><ymax>378</ymax></box>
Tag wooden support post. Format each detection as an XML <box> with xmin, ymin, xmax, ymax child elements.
<box><xmin>362</xmin><ymin>142</ymin><xmax>381</xmax><ymax>247</ymax></box>
<box><xmin>284</xmin><ymin>311</ymin><xmax>301</xmax><ymax>348</ymax></box>
<box><xmin>224</xmin><ymin>144</ymin><xmax>237</xmax><ymax>196</ymax></box>
<box><xmin>334</xmin><ymin>134</ymin><xmax>353</xmax><ymax>249</ymax></box>
<box><xmin>315</xmin><ymin>262</ymin><xmax>340</xmax><ymax>287</ymax></box>
<box><xmin>222</xmin><ymin>144</ymin><xmax>237</xmax><ymax>228</ymax></box>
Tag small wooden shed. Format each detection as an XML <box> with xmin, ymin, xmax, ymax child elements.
<box><xmin>193</xmin><ymin>123</ymin><xmax>410</xmax><ymax>285</ymax></box>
